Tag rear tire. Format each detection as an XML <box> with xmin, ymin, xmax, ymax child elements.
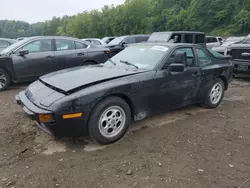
<box><xmin>0</xmin><ymin>68</ymin><xmax>10</xmax><ymax>92</ymax></box>
<box><xmin>202</xmin><ymin>78</ymin><xmax>225</xmax><ymax>109</ymax></box>
<box><xmin>88</xmin><ymin>97</ymin><xmax>131</xmax><ymax>145</ymax></box>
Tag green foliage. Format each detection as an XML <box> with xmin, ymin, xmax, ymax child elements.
<box><xmin>0</xmin><ymin>0</ymin><xmax>249</xmax><ymax>39</ymax></box>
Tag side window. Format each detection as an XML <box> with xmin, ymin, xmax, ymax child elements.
<box><xmin>0</xmin><ymin>40</ymin><xmax>9</xmax><ymax>48</ymax></box>
<box><xmin>175</xmin><ymin>48</ymin><xmax>194</xmax><ymax>58</ymax></box>
<box><xmin>75</xmin><ymin>42</ymin><xmax>88</xmax><ymax>49</ymax></box>
<box><xmin>124</xmin><ymin>37</ymin><xmax>135</xmax><ymax>44</ymax></box>
<box><xmin>169</xmin><ymin>34</ymin><xmax>182</xmax><ymax>43</ymax></box>
<box><xmin>218</xmin><ymin>38</ymin><xmax>223</xmax><ymax>42</ymax></box>
<box><xmin>166</xmin><ymin>47</ymin><xmax>194</xmax><ymax>68</ymax></box>
<box><xmin>184</xmin><ymin>34</ymin><xmax>193</xmax><ymax>43</ymax></box>
<box><xmin>195</xmin><ymin>34</ymin><xmax>205</xmax><ymax>44</ymax></box>
<box><xmin>92</xmin><ymin>40</ymin><xmax>101</xmax><ymax>45</ymax></box>
<box><xmin>21</xmin><ymin>40</ymin><xmax>52</xmax><ymax>53</ymax></box>
<box><xmin>175</xmin><ymin>47</ymin><xmax>194</xmax><ymax>66</ymax></box>
<box><xmin>56</xmin><ymin>39</ymin><xmax>75</xmax><ymax>51</ymax></box>
<box><xmin>135</xmin><ymin>36</ymin><xmax>143</xmax><ymax>43</ymax></box>
<box><xmin>206</xmin><ymin>37</ymin><xmax>217</xmax><ymax>43</ymax></box>
<box><xmin>196</xmin><ymin>48</ymin><xmax>211</xmax><ymax>66</ymax></box>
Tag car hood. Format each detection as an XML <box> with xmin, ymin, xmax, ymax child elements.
<box><xmin>228</xmin><ymin>43</ymin><xmax>250</xmax><ymax>49</ymax></box>
<box><xmin>40</xmin><ymin>64</ymin><xmax>148</xmax><ymax>94</ymax></box>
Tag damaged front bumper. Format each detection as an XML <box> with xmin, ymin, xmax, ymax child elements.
<box><xmin>15</xmin><ymin>91</ymin><xmax>89</xmax><ymax>137</ymax></box>
<box><xmin>232</xmin><ymin>60</ymin><xmax>250</xmax><ymax>77</ymax></box>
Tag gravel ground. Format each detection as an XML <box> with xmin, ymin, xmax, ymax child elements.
<box><xmin>0</xmin><ymin>79</ymin><xmax>250</xmax><ymax>188</ymax></box>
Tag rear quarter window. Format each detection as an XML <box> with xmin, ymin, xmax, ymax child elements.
<box><xmin>195</xmin><ymin>34</ymin><xmax>205</xmax><ymax>44</ymax></box>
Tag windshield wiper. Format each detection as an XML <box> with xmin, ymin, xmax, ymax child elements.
<box><xmin>120</xmin><ymin>60</ymin><xmax>138</xmax><ymax>69</ymax></box>
<box><xmin>107</xmin><ymin>59</ymin><xmax>116</xmax><ymax>65</ymax></box>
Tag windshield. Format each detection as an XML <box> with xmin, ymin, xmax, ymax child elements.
<box><xmin>106</xmin><ymin>45</ymin><xmax>168</xmax><ymax>69</ymax></box>
<box><xmin>244</xmin><ymin>34</ymin><xmax>250</xmax><ymax>42</ymax></box>
<box><xmin>148</xmin><ymin>32</ymin><xmax>171</xmax><ymax>42</ymax></box>
<box><xmin>0</xmin><ymin>38</ymin><xmax>30</xmax><ymax>54</ymax></box>
<box><xmin>109</xmin><ymin>36</ymin><xmax>126</xmax><ymax>45</ymax></box>
<box><xmin>225</xmin><ymin>37</ymin><xmax>243</xmax><ymax>42</ymax></box>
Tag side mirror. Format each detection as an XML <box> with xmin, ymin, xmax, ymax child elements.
<box><xmin>169</xmin><ymin>63</ymin><xmax>185</xmax><ymax>72</ymax></box>
<box><xmin>121</xmin><ymin>41</ymin><xmax>127</xmax><ymax>47</ymax></box>
<box><xmin>19</xmin><ymin>50</ymin><xmax>29</xmax><ymax>56</ymax></box>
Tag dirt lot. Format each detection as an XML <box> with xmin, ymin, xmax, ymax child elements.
<box><xmin>0</xmin><ymin>80</ymin><xmax>250</xmax><ymax>188</ymax></box>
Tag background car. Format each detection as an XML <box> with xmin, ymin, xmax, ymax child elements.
<box><xmin>82</xmin><ymin>38</ymin><xmax>106</xmax><ymax>45</ymax></box>
<box><xmin>147</xmin><ymin>31</ymin><xmax>206</xmax><ymax>45</ymax></box>
<box><xmin>226</xmin><ymin>34</ymin><xmax>250</xmax><ymax>77</ymax></box>
<box><xmin>0</xmin><ymin>36</ymin><xmax>110</xmax><ymax>91</ymax></box>
<box><xmin>106</xmin><ymin>34</ymin><xmax>150</xmax><ymax>56</ymax></box>
<box><xmin>206</xmin><ymin>36</ymin><xmax>224</xmax><ymax>48</ymax></box>
<box><xmin>212</xmin><ymin>36</ymin><xmax>245</xmax><ymax>55</ymax></box>
<box><xmin>0</xmin><ymin>38</ymin><xmax>16</xmax><ymax>51</ymax></box>
<box><xmin>101</xmin><ymin>36</ymin><xmax>116</xmax><ymax>44</ymax></box>
<box><xmin>16</xmin><ymin>43</ymin><xmax>233</xmax><ymax>145</ymax></box>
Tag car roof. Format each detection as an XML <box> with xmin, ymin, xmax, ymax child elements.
<box><xmin>25</xmin><ymin>36</ymin><xmax>84</xmax><ymax>41</ymax></box>
<box><xmin>152</xmin><ymin>31</ymin><xmax>204</xmax><ymax>34</ymax></box>
<box><xmin>82</xmin><ymin>38</ymin><xmax>101</xmax><ymax>40</ymax></box>
<box><xmin>131</xmin><ymin>42</ymin><xmax>203</xmax><ymax>48</ymax></box>
<box><xmin>0</xmin><ymin>38</ymin><xmax>16</xmax><ymax>43</ymax></box>
<box><xmin>120</xmin><ymin>34</ymin><xmax>151</xmax><ymax>37</ymax></box>
<box><xmin>206</xmin><ymin>36</ymin><xmax>222</xmax><ymax>38</ymax></box>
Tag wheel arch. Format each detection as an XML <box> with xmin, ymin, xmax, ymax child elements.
<box><xmin>217</xmin><ymin>75</ymin><xmax>228</xmax><ymax>90</ymax></box>
<box><xmin>82</xmin><ymin>60</ymin><xmax>98</xmax><ymax>65</ymax></box>
<box><xmin>103</xmin><ymin>93</ymin><xmax>134</xmax><ymax>120</ymax></box>
<box><xmin>0</xmin><ymin>66</ymin><xmax>12</xmax><ymax>79</ymax></box>
<box><xmin>89</xmin><ymin>93</ymin><xmax>135</xmax><ymax>123</ymax></box>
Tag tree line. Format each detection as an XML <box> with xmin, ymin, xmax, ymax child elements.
<box><xmin>0</xmin><ymin>0</ymin><xmax>250</xmax><ymax>39</ymax></box>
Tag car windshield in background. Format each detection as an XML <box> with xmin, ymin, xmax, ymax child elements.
<box><xmin>148</xmin><ymin>33</ymin><xmax>171</xmax><ymax>42</ymax></box>
<box><xmin>243</xmin><ymin>34</ymin><xmax>250</xmax><ymax>42</ymax></box>
<box><xmin>109</xmin><ymin>36</ymin><xmax>126</xmax><ymax>45</ymax></box>
<box><xmin>107</xmin><ymin>45</ymin><xmax>168</xmax><ymax>69</ymax></box>
<box><xmin>0</xmin><ymin>38</ymin><xmax>30</xmax><ymax>54</ymax></box>
<box><xmin>225</xmin><ymin>37</ymin><xmax>242</xmax><ymax>42</ymax></box>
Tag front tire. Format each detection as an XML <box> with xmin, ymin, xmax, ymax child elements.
<box><xmin>203</xmin><ymin>78</ymin><xmax>225</xmax><ymax>108</ymax></box>
<box><xmin>0</xmin><ymin>68</ymin><xmax>10</xmax><ymax>92</ymax></box>
<box><xmin>88</xmin><ymin>97</ymin><xmax>131</xmax><ymax>145</ymax></box>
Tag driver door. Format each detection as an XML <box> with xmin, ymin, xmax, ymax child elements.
<box><xmin>153</xmin><ymin>47</ymin><xmax>202</xmax><ymax>112</ymax></box>
<box><xmin>12</xmin><ymin>38</ymin><xmax>56</xmax><ymax>81</ymax></box>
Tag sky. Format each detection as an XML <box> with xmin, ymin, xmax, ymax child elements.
<box><xmin>0</xmin><ymin>0</ymin><xmax>125</xmax><ymax>23</ymax></box>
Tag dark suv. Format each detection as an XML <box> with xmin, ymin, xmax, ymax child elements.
<box><xmin>106</xmin><ymin>34</ymin><xmax>150</xmax><ymax>56</ymax></box>
<box><xmin>147</xmin><ymin>31</ymin><xmax>206</xmax><ymax>45</ymax></box>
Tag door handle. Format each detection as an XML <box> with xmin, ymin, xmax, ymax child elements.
<box><xmin>192</xmin><ymin>72</ymin><xmax>201</xmax><ymax>77</ymax></box>
<box><xmin>45</xmin><ymin>55</ymin><xmax>54</xmax><ymax>59</ymax></box>
<box><xmin>77</xmin><ymin>52</ymin><xmax>85</xmax><ymax>56</ymax></box>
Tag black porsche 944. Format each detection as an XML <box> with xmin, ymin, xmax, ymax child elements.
<box><xmin>16</xmin><ymin>43</ymin><xmax>233</xmax><ymax>145</ymax></box>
